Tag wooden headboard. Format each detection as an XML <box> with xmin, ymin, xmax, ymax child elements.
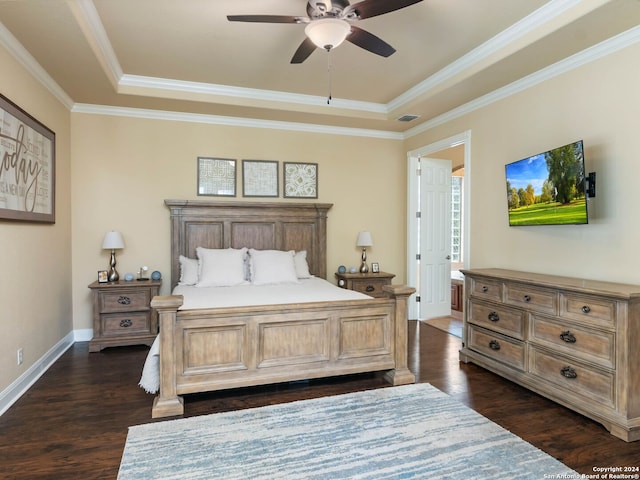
<box><xmin>165</xmin><ymin>200</ymin><xmax>333</xmax><ymax>289</ymax></box>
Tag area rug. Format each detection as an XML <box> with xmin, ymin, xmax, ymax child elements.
<box><xmin>118</xmin><ymin>384</ymin><xmax>576</xmax><ymax>480</ymax></box>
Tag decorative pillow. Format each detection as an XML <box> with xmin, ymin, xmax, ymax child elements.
<box><xmin>178</xmin><ymin>255</ymin><xmax>199</xmax><ymax>286</ymax></box>
<box><xmin>294</xmin><ymin>250</ymin><xmax>312</xmax><ymax>279</ymax></box>
<box><xmin>249</xmin><ymin>249</ymin><xmax>299</xmax><ymax>285</ymax></box>
<box><xmin>196</xmin><ymin>247</ymin><xmax>248</xmax><ymax>287</ymax></box>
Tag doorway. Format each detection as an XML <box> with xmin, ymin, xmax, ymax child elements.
<box><xmin>407</xmin><ymin>131</ymin><xmax>471</xmax><ymax>320</ymax></box>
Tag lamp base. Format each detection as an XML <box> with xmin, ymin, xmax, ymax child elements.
<box><xmin>359</xmin><ymin>247</ymin><xmax>369</xmax><ymax>273</ymax></box>
<box><xmin>108</xmin><ymin>250</ymin><xmax>119</xmax><ymax>282</ymax></box>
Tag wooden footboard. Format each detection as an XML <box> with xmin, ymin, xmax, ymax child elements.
<box><xmin>150</xmin><ymin>285</ymin><xmax>415</xmax><ymax>418</ymax></box>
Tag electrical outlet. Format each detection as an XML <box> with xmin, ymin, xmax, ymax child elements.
<box><xmin>17</xmin><ymin>348</ymin><xmax>23</xmax><ymax>365</ymax></box>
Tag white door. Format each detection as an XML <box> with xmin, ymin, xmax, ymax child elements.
<box><xmin>418</xmin><ymin>157</ymin><xmax>452</xmax><ymax>319</ymax></box>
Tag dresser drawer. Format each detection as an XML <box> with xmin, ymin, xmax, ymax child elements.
<box><xmin>468</xmin><ymin>300</ymin><xmax>525</xmax><ymax>340</ymax></box>
<box><xmin>100</xmin><ymin>289</ymin><xmax>152</xmax><ymax>313</ymax></box>
<box><xmin>468</xmin><ymin>325</ymin><xmax>525</xmax><ymax>370</ymax></box>
<box><xmin>530</xmin><ymin>315</ymin><xmax>615</xmax><ymax>369</ymax></box>
<box><xmin>468</xmin><ymin>277</ymin><xmax>502</xmax><ymax>302</ymax></box>
<box><xmin>560</xmin><ymin>293</ymin><xmax>616</xmax><ymax>328</ymax></box>
<box><xmin>505</xmin><ymin>282</ymin><xmax>557</xmax><ymax>315</ymax></box>
<box><xmin>102</xmin><ymin>312</ymin><xmax>151</xmax><ymax>336</ymax></box>
<box><xmin>529</xmin><ymin>347</ymin><xmax>615</xmax><ymax>408</ymax></box>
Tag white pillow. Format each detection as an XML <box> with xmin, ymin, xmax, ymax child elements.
<box><xmin>294</xmin><ymin>250</ymin><xmax>312</xmax><ymax>279</ymax></box>
<box><xmin>196</xmin><ymin>247</ymin><xmax>248</xmax><ymax>287</ymax></box>
<box><xmin>249</xmin><ymin>249</ymin><xmax>299</xmax><ymax>285</ymax></box>
<box><xmin>178</xmin><ymin>255</ymin><xmax>199</xmax><ymax>285</ymax></box>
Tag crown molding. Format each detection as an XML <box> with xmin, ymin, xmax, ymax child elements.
<box><xmin>71</xmin><ymin>103</ymin><xmax>404</xmax><ymax>140</ymax></box>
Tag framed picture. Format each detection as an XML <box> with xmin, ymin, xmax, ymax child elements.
<box><xmin>0</xmin><ymin>94</ymin><xmax>56</xmax><ymax>223</ymax></box>
<box><xmin>242</xmin><ymin>160</ymin><xmax>278</xmax><ymax>197</ymax></box>
<box><xmin>197</xmin><ymin>157</ymin><xmax>236</xmax><ymax>196</ymax></box>
<box><xmin>97</xmin><ymin>270</ymin><xmax>109</xmax><ymax>283</ymax></box>
<box><xmin>371</xmin><ymin>262</ymin><xmax>380</xmax><ymax>273</ymax></box>
<box><xmin>284</xmin><ymin>162</ymin><xmax>318</xmax><ymax>198</ymax></box>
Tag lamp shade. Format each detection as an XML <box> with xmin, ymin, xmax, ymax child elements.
<box><xmin>102</xmin><ymin>231</ymin><xmax>125</xmax><ymax>250</ymax></box>
<box><xmin>356</xmin><ymin>231</ymin><xmax>373</xmax><ymax>247</ymax></box>
<box><xmin>305</xmin><ymin>18</ymin><xmax>351</xmax><ymax>50</ymax></box>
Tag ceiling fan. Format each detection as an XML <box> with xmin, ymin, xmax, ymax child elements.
<box><xmin>227</xmin><ymin>0</ymin><xmax>424</xmax><ymax>64</ymax></box>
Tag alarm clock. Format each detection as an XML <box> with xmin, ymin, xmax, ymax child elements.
<box><xmin>338</xmin><ymin>265</ymin><xmax>346</xmax><ymax>274</ymax></box>
<box><xmin>124</xmin><ymin>273</ymin><xmax>134</xmax><ymax>282</ymax></box>
<box><xmin>151</xmin><ymin>270</ymin><xmax>162</xmax><ymax>281</ymax></box>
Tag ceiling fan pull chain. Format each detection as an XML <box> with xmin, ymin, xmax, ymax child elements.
<box><xmin>327</xmin><ymin>48</ymin><xmax>332</xmax><ymax>104</ymax></box>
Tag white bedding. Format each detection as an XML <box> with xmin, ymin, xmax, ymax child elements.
<box><xmin>172</xmin><ymin>276</ymin><xmax>371</xmax><ymax>310</ymax></box>
<box><xmin>139</xmin><ymin>277</ymin><xmax>373</xmax><ymax>394</ymax></box>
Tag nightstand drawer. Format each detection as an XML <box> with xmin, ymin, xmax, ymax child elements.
<box><xmin>350</xmin><ymin>279</ymin><xmax>387</xmax><ymax>297</ymax></box>
<box><xmin>102</xmin><ymin>312</ymin><xmax>150</xmax><ymax>336</ymax></box>
<box><xmin>100</xmin><ymin>289</ymin><xmax>151</xmax><ymax>313</ymax></box>
<box><xmin>468</xmin><ymin>325</ymin><xmax>525</xmax><ymax>370</ymax></box>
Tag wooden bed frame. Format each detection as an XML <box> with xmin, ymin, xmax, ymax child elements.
<box><xmin>150</xmin><ymin>200</ymin><xmax>415</xmax><ymax>418</ymax></box>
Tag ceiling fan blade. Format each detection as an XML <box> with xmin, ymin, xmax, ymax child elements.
<box><xmin>227</xmin><ymin>15</ymin><xmax>305</xmax><ymax>24</ymax></box>
<box><xmin>291</xmin><ymin>37</ymin><xmax>317</xmax><ymax>64</ymax></box>
<box><xmin>346</xmin><ymin>25</ymin><xmax>395</xmax><ymax>57</ymax></box>
<box><xmin>345</xmin><ymin>0</ymin><xmax>423</xmax><ymax>20</ymax></box>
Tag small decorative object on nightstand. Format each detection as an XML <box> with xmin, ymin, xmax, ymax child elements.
<box><xmin>335</xmin><ymin>270</ymin><xmax>395</xmax><ymax>298</ymax></box>
<box><xmin>88</xmin><ymin>279</ymin><xmax>161</xmax><ymax>352</ymax></box>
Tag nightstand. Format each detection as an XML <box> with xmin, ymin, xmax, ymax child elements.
<box><xmin>88</xmin><ymin>279</ymin><xmax>161</xmax><ymax>352</ymax></box>
<box><xmin>335</xmin><ymin>271</ymin><xmax>395</xmax><ymax>298</ymax></box>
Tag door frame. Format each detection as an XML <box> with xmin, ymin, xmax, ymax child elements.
<box><xmin>406</xmin><ymin>130</ymin><xmax>472</xmax><ymax>320</ymax></box>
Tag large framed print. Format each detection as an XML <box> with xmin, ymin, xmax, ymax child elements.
<box><xmin>0</xmin><ymin>94</ymin><xmax>56</xmax><ymax>223</ymax></box>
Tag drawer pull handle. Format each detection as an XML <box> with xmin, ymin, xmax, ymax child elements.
<box><xmin>560</xmin><ymin>331</ymin><xmax>576</xmax><ymax>343</ymax></box>
<box><xmin>117</xmin><ymin>296</ymin><xmax>131</xmax><ymax>305</ymax></box>
<box><xmin>482</xmin><ymin>286</ymin><xmax>488</xmax><ymax>293</ymax></box>
<box><xmin>523</xmin><ymin>295</ymin><xmax>531</xmax><ymax>302</ymax></box>
<box><xmin>560</xmin><ymin>366</ymin><xmax>578</xmax><ymax>379</ymax></box>
<box><xmin>365</xmin><ymin>285</ymin><xmax>375</xmax><ymax>292</ymax></box>
<box><xmin>581</xmin><ymin>305</ymin><xmax>591</xmax><ymax>313</ymax></box>
<box><xmin>489</xmin><ymin>340</ymin><xmax>501</xmax><ymax>351</ymax></box>
<box><xmin>487</xmin><ymin>311</ymin><xmax>500</xmax><ymax>322</ymax></box>
<box><xmin>119</xmin><ymin>319</ymin><xmax>132</xmax><ymax>328</ymax></box>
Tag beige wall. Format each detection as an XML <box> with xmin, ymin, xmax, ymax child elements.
<box><xmin>70</xmin><ymin>116</ymin><xmax>407</xmax><ymax>330</ymax></box>
<box><xmin>0</xmin><ymin>46</ymin><xmax>72</xmax><ymax>392</ymax></box>
<box><xmin>406</xmin><ymin>42</ymin><xmax>640</xmax><ymax>284</ymax></box>
<box><xmin>3</xmin><ymin>29</ymin><xmax>640</xmax><ymax>400</ymax></box>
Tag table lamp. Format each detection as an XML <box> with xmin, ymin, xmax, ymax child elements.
<box><xmin>356</xmin><ymin>231</ymin><xmax>373</xmax><ymax>273</ymax></box>
<box><xmin>102</xmin><ymin>231</ymin><xmax>125</xmax><ymax>282</ymax></box>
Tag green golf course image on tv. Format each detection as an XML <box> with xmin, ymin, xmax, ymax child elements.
<box><xmin>505</xmin><ymin>140</ymin><xmax>588</xmax><ymax>226</ymax></box>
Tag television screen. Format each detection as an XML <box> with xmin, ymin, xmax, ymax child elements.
<box><xmin>505</xmin><ymin>140</ymin><xmax>588</xmax><ymax>226</ymax></box>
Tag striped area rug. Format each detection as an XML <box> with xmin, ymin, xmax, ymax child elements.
<box><xmin>118</xmin><ymin>383</ymin><xmax>576</xmax><ymax>479</ymax></box>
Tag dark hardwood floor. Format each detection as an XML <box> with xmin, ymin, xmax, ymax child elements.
<box><xmin>1</xmin><ymin>321</ymin><xmax>638</xmax><ymax>479</ymax></box>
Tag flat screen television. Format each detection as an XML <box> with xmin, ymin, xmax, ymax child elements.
<box><xmin>505</xmin><ymin>140</ymin><xmax>588</xmax><ymax>226</ymax></box>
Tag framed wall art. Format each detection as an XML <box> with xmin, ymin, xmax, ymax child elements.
<box><xmin>283</xmin><ymin>162</ymin><xmax>318</xmax><ymax>199</ymax></box>
<box><xmin>242</xmin><ymin>160</ymin><xmax>278</xmax><ymax>197</ymax></box>
<box><xmin>0</xmin><ymin>94</ymin><xmax>56</xmax><ymax>223</ymax></box>
<box><xmin>197</xmin><ymin>157</ymin><xmax>236</xmax><ymax>197</ymax></box>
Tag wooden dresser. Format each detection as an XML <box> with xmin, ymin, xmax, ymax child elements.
<box><xmin>459</xmin><ymin>268</ymin><xmax>640</xmax><ymax>442</ymax></box>
<box><xmin>88</xmin><ymin>280</ymin><xmax>161</xmax><ymax>352</ymax></box>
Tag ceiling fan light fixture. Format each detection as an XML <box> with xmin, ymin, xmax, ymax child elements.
<box><xmin>305</xmin><ymin>18</ymin><xmax>351</xmax><ymax>50</ymax></box>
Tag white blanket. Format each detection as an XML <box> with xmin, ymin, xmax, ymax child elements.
<box><xmin>139</xmin><ymin>278</ymin><xmax>372</xmax><ymax>394</ymax></box>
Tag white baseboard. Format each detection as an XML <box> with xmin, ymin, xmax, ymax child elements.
<box><xmin>0</xmin><ymin>329</ymin><xmax>92</xmax><ymax>416</ymax></box>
